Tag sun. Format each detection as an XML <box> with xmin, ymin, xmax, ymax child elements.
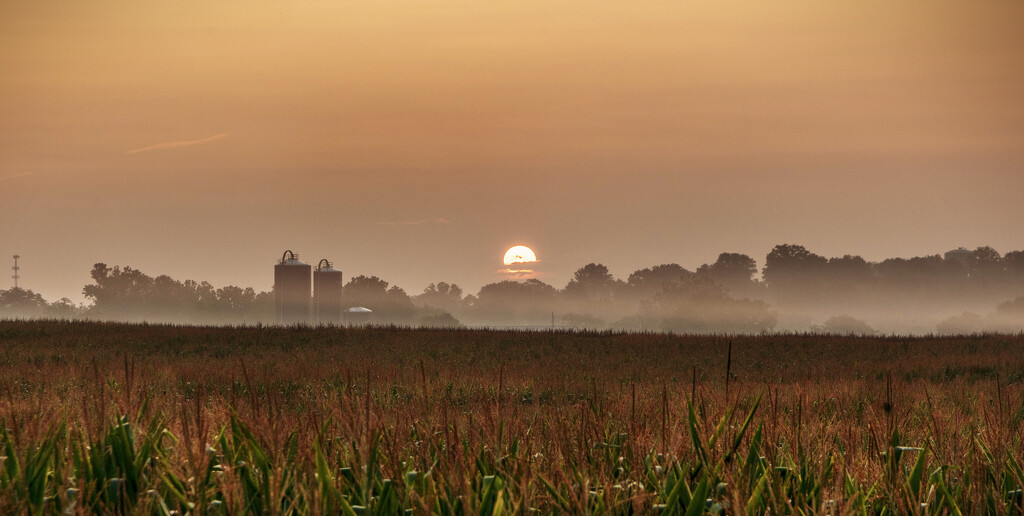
<box><xmin>503</xmin><ymin>245</ymin><xmax>537</xmax><ymax>265</ymax></box>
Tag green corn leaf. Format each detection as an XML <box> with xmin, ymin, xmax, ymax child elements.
<box><xmin>663</xmin><ymin>468</ymin><xmax>690</xmax><ymax>516</ymax></box>
<box><xmin>743</xmin><ymin>424</ymin><xmax>763</xmax><ymax>480</ymax></box>
<box><xmin>315</xmin><ymin>443</ymin><xmax>343</xmax><ymax>511</ymax></box>
<box><xmin>286</xmin><ymin>431</ymin><xmax>299</xmax><ymax>467</ymax></box>
<box><xmin>684</xmin><ymin>476</ymin><xmax>709</xmax><ymax>516</ymax></box>
<box><xmin>538</xmin><ymin>474</ymin><xmax>571</xmax><ymax>512</ymax></box>
<box><xmin>908</xmin><ymin>444</ymin><xmax>927</xmax><ymax>496</ymax></box>
<box><xmin>726</xmin><ymin>393</ymin><xmax>762</xmax><ymax>465</ymax></box>
<box><xmin>745</xmin><ymin>468</ymin><xmax>769</xmax><ymax>516</ymax></box>
<box><xmin>687</xmin><ymin>402</ymin><xmax>709</xmax><ymax>466</ymax></box>
<box><xmin>707</xmin><ymin>405</ymin><xmax>736</xmax><ymax>451</ymax></box>
<box><xmin>160</xmin><ymin>474</ymin><xmax>190</xmax><ymax>508</ymax></box>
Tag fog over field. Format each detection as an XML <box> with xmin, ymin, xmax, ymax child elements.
<box><xmin>2</xmin><ymin>244</ymin><xmax>1023</xmax><ymax>335</ymax></box>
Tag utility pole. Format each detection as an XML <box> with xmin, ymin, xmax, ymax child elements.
<box><xmin>11</xmin><ymin>255</ymin><xmax>20</xmax><ymax>288</ymax></box>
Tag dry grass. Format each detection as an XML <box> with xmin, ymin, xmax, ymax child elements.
<box><xmin>0</xmin><ymin>320</ymin><xmax>1022</xmax><ymax>514</ymax></box>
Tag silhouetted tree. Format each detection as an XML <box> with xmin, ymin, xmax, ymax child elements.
<box><xmin>344</xmin><ymin>276</ymin><xmax>390</xmax><ymax>307</ymax></box>
<box><xmin>873</xmin><ymin>253</ymin><xmax>986</xmax><ymax>309</ymax></box>
<box><xmin>417</xmin><ymin>306</ymin><xmax>463</xmax><ymax>328</ymax></box>
<box><xmin>563</xmin><ymin>263</ymin><xmax>622</xmax><ymax>302</ymax></box>
<box><xmin>150</xmin><ymin>274</ymin><xmax>192</xmax><ymax>319</ymax></box>
<box><xmin>250</xmin><ymin>291</ymin><xmax>275</xmax><ymax>321</ymax></box>
<box><xmin>696</xmin><ymin>253</ymin><xmax>761</xmax><ymax>297</ymax></box>
<box><xmin>970</xmin><ymin>246</ymin><xmax>1004</xmax><ymax>286</ymax></box>
<box><xmin>416</xmin><ymin>282</ymin><xmax>465</xmax><ymax>314</ymax></box>
<box><xmin>343</xmin><ymin>275</ymin><xmax>416</xmax><ymax>323</ymax></box>
<box><xmin>626</xmin><ymin>264</ymin><xmax>693</xmax><ymax>301</ymax></box>
<box><xmin>561</xmin><ymin>263</ymin><xmax>628</xmax><ymax>323</ymax></box>
<box><xmin>214</xmin><ymin>285</ymin><xmax>259</xmax><ymax>320</ymax></box>
<box><xmin>471</xmin><ymin>279</ymin><xmax>558</xmax><ymax>325</ymax></box>
<box><xmin>762</xmin><ymin>244</ymin><xmax>828</xmax><ymax>305</ymax></box>
<box><xmin>1005</xmin><ymin>250</ymin><xmax>1024</xmax><ymax>279</ymax></box>
<box><xmin>45</xmin><ymin>297</ymin><xmax>79</xmax><ymax>319</ymax></box>
<box><xmin>82</xmin><ymin>263</ymin><xmax>273</xmax><ymax>323</ymax></box>
<box><xmin>819</xmin><ymin>255</ymin><xmax>875</xmax><ymax>308</ymax></box>
<box><xmin>875</xmin><ymin>255</ymin><xmax>947</xmax><ymax>288</ymax></box>
<box><xmin>0</xmin><ymin>288</ymin><xmax>48</xmax><ymax>319</ymax></box>
<box><xmin>634</xmin><ymin>274</ymin><xmax>777</xmax><ymax>333</ymax></box>
<box><xmin>826</xmin><ymin>255</ymin><xmax>872</xmax><ymax>283</ymax></box>
<box><xmin>83</xmin><ymin>264</ymin><xmax>156</xmax><ymax>319</ymax></box>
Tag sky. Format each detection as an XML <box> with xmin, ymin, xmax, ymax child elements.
<box><xmin>2</xmin><ymin>0</ymin><xmax>1023</xmax><ymax>303</ymax></box>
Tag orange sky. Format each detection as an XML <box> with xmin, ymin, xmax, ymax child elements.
<box><xmin>2</xmin><ymin>1</ymin><xmax>1023</xmax><ymax>303</ymax></box>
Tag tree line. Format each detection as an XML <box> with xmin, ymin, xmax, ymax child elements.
<box><xmin>1</xmin><ymin>244</ymin><xmax>1022</xmax><ymax>333</ymax></box>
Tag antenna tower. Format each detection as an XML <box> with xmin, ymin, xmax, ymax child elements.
<box><xmin>12</xmin><ymin>255</ymin><xmax>20</xmax><ymax>288</ymax></box>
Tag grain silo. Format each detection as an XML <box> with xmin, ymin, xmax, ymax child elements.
<box><xmin>274</xmin><ymin>250</ymin><xmax>312</xmax><ymax>324</ymax></box>
<box><xmin>313</xmin><ymin>259</ymin><xmax>343</xmax><ymax>324</ymax></box>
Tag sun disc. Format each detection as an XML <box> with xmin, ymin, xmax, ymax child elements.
<box><xmin>503</xmin><ymin>245</ymin><xmax>537</xmax><ymax>265</ymax></box>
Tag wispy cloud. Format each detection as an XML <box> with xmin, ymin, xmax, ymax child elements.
<box><xmin>0</xmin><ymin>172</ymin><xmax>34</xmax><ymax>182</ymax></box>
<box><xmin>378</xmin><ymin>217</ymin><xmax>451</xmax><ymax>226</ymax></box>
<box><xmin>125</xmin><ymin>133</ymin><xmax>228</xmax><ymax>154</ymax></box>
<box><xmin>499</xmin><ymin>268</ymin><xmax>536</xmax><ymax>279</ymax></box>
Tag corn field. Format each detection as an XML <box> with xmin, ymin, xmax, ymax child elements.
<box><xmin>0</xmin><ymin>320</ymin><xmax>1022</xmax><ymax>514</ymax></box>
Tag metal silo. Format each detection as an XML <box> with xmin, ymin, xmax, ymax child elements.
<box><xmin>313</xmin><ymin>259</ymin><xmax>343</xmax><ymax>325</ymax></box>
<box><xmin>274</xmin><ymin>250</ymin><xmax>311</xmax><ymax>324</ymax></box>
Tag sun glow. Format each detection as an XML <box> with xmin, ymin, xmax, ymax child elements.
<box><xmin>503</xmin><ymin>245</ymin><xmax>537</xmax><ymax>265</ymax></box>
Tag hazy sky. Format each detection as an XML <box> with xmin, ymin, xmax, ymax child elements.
<box><xmin>2</xmin><ymin>1</ymin><xmax>1023</xmax><ymax>303</ymax></box>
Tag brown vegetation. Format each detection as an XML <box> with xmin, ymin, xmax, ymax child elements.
<box><xmin>0</xmin><ymin>320</ymin><xmax>1022</xmax><ymax>513</ymax></box>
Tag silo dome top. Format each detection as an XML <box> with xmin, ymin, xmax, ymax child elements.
<box><xmin>316</xmin><ymin>259</ymin><xmax>341</xmax><ymax>273</ymax></box>
<box><xmin>279</xmin><ymin>250</ymin><xmax>309</xmax><ymax>266</ymax></box>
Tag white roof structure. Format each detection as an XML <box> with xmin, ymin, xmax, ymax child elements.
<box><xmin>346</xmin><ymin>306</ymin><xmax>372</xmax><ymax>313</ymax></box>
